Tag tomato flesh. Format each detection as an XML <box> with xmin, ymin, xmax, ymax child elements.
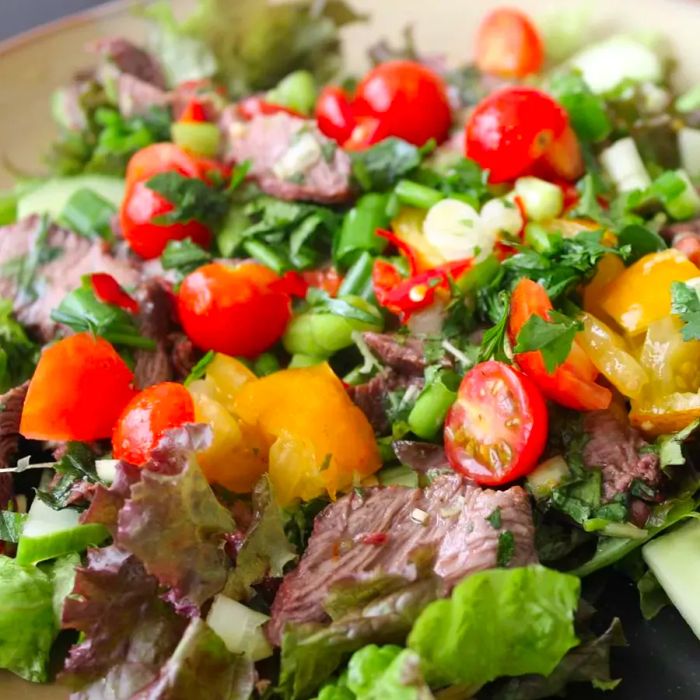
<box><xmin>20</xmin><ymin>333</ymin><xmax>136</xmax><ymax>442</ymax></box>
<box><xmin>444</xmin><ymin>360</ymin><xmax>548</xmax><ymax>485</ymax></box>
<box><xmin>475</xmin><ymin>8</ymin><xmax>544</xmax><ymax>78</ymax></box>
<box><xmin>177</xmin><ymin>261</ymin><xmax>292</xmax><ymax>358</ymax></box>
<box><xmin>125</xmin><ymin>143</ymin><xmax>225</xmax><ymax>188</ymax></box>
<box><xmin>120</xmin><ymin>179</ymin><xmax>212</xmax><ymax>260</ymax></box>
<box><xmin>112</xmin><ymin>382</ymin><xmax>195</xmax><ymax>466</ymax></box>
<box><xmin>315</xmin><ymin>86</ymin><xmax>357</xmax><ymax>143</ymax></box>
<box><xmin>91</xmin><ymin>273</ymin><xmax>139</xmax><ymax>314</ymax></box>
<box><xmin>509</xmin><ymin>278</ymin><xmax>612</xmax><ymax>411</ymax></box>
<box><xmin>465</xmin><ymin>86</ymin><xmax>581</xmax><ymax>183</ymax></box>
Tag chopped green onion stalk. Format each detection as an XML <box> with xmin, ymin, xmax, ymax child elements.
<box><xmin>338</xmin><ymin>251</ymin><xmax>375</xmax><ymax>300</ymax></box>
<box><xmin>663</xmin><ymin>170</ymin><xmax>700</xmax><ymax>220</ymax></box>
<box><xmin>394</xmin><ymin>179</ymin><xmax>444</xmax><ymax>209</ymax></box>
<box><xmin>266</xmin><ymin>70</ymin><xmax>317</xmax><ymax>115</ymax></box>
<box><xmin>524</xmin><ymin>222</ymin><xmax>555</xmax><ymax>254</ymax></box>
<box><xmin>514</xmin><ymin>176</ymin><xmax>564</xmax><ymax>222</ymax></box>
<box><xmin>242</xmin><ymin>239</ymin><xmax>288</xmax><ymax>274</ymax></box>
<box><xmin>334</xmin><ymin>193</ymin><xmax>389</xmax><ymax>268</ymax></box>
<box><xmin>407</xmin><ymin>372</ymin><xmax>459</xmax><ymax>440</ymax></box>
<box><xmin>600</xmin><ymin>137</ymin><xmax>652</xmax><ymax>193</ymax></box>
<box><xmin>456</xmin><ymin>254</ymin><xmax>500</xmax><ymax>294</ymax></box>
<box><xmin>171</xmin><ymin>121</ymin><xmax>221</xmax><ymax>158</ymax></box>
<box><xmin>288</xmin><ymin>353</ymin><xmax>325</xmax><ymax>368</ymax></box>
<box><xmin>58</xmin><ymin>188</ymin><xmax>116</xmax><ymax>241</ymax></box>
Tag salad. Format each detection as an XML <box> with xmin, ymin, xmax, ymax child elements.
<box><xmin>0</xmin><ymin>1</ymin><xmax>699</xmax><ymax>698</ymax></box>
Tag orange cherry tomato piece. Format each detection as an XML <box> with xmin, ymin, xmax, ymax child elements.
<box><xmin>475</xmin><ymin>8</ymin><xmax>544</xmax><ymax>78</ymax></box>
<box><xmin>444</xmin><ymin>360</ymin><xmax>548</xmax><ymax>485</ymax></box>
<box><xmin>20</xmin><ymin>333</ymin><xmax>136</xmax><ymax>442</ymax></box>
<box><xmin>112</xmin><ymin>382</ymin><xmax>195</xmax><ymax>466</ymax></box>
<box><xmin>177</xmin><ymin>261</ymin><xmax>292</xmax><ymax>358</ymax></box>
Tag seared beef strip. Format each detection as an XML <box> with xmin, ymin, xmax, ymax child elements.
<box><xmin>89</xmin><ymin>37</ymin><xmax>167</xmax><ymax>89</ymax></box>
<box><xmin>582</xmin><ymin>410</ymin><xmax>662</xmax><ymax>502</ymax></box>
<box><xmin>362</xmin><ymin>332</ymin><xmax>432</xmax><ymax>375</ymax></box>
<box><xmin>0</xmin><ymin>382</ymin><xmax>29</xmax><ymax>507</ymax></box>
<box><xmin>223</xmin><ymin>113</ymin><xmax>352</xmax><ymax>203</ymax></box>
<box><xmin>268</xmin><ymin>474</ymin><xmax>537</xmax><ymax>644</ymax></box>
<box><xmin>0</xmin><ymin>216</ymin><xmax>141</xmax><ymax>341</ymax></box>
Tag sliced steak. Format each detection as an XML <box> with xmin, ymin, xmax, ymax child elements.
<box><xmin>0</xmin><ymin>382</ymin><xmax>29</xmax><ymax>507</ymax></box>
<box><xmin>392</xmin><ymin>440</ymin><xmax>450</xmax><ymax>472</ymax></box>
<box><xmin>583</xmin><ymin>410</ymin><xmax>662</xmax><ymax>502</ymax></box>
<box><xmin>89</xmin><ymin>37</ymin><xmax>166</xmax><ymax>89</ymax></box>
<box><xmin>268</xmin><ymin>474</ymin><xmax>536</xmax><ymax>644</ymax></box>
<box><xmin>362</xmin><ymin>332</ymin><xmax>432</xmax><ymax>376</ymax></box>
<box><xmin>224</xmin><ymin>113</ymin><xmax>352</xmax><ymax>203</ymax></box>
<box><xmin>169</xmin><ymin>332</ymin><xmax>198</xmax><ymax>379</ymax></box>
<box><xmin>0</xmin><ymin>216</ymin><xmax>141</xmax><ymax>341</ymax></box>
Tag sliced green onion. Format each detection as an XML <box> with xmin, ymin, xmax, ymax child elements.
<box><xmin>338</xmin><ymin>251</ymin><xmax>375</xmax><ymax>300</ymax></box>
<box><xmin>288</xmin><ymin>353</ymin><xmax>325</xmax><ymax>368</ymax></box>
<box><xmin>407</xmin><ymin>372</ymin><xmax>459</xmax><ymax>440</ymax></box>
<box><xmin>583</xmin><ymin>519</ymin><xmax>648</xmax><ymax>539</ymax></box>
<box><xmin>524</xmin><ymin>222</ymin><xmax>555</xmax><ymax>254</ymax></box>
<box><xmin>266</xmin><ymin>70</ymin><xmax>317</xmax><ymax>115</ymax></box>
<box><xmin>242</xmin><ymin>239</ymin><xmax>288</xmax><ymax>274</ymax></box>
<box><xmin>334</xmin><ymin>193</ymin><xmax>389</xmax><ymax>268</ymax></box>
<box><xmin>253</xmin><ymin>352</ymin><xmax>280</xmax><ymax>376</ymax></box>
<box><xmin>514</xmin><ymin>177</ymin><xmax>564</xmax><ymax>222</ymax></box>
<box><xmin>600</xmin><ymin>137</ymin><xmax>652</xmax><ymax>193</ymax></box>
<box><xmin>59</xmin><ymin>188</ymin><xmax>116</xmax><ymax>241</ymax></box>
<box><xmin>678</xmin><ymin>127</ymin><xmax>700</xmax><ymax>180</ymax></box>
<box><xmin>456</xmin><ymin>254</ymin><xmax>500</xmax><ymax>294</ymax></box>
<box><xmin>171</xmin><ymin>122</ymin><xmax>220</xmax><ymax>158</ymax></box>
<box><xmin>394</xmin><ymin>179</ymin><xmax>444</xmax><ymax>209</ymax></box>
<box><xmin>660</xmin><ymin>169</ymin><xmax>700</xmax><ymax>220</ymax></box>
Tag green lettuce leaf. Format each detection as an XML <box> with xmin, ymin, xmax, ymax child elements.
<box><xmin>223</xmin><ymin>476</ymin><xmax>296</xmax><ymax>601</ymax></box>
<box><xmin>407</xmin><ymin>567</ymin><xmax>580</xmax><ymax>692</ymax></box>
<box><xmin>0</xmin><ymin>553</ymin><xmax>78</xmax><ymax>682</ymax></box>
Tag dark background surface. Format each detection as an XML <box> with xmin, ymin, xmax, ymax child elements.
<box><xmin>2</xmin><ymin>2</ymin><xmax>699</xmax><ymax>698</ymax></box>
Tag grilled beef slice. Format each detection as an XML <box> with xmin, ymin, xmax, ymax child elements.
<box><xmin>223</xmin><ymin>113</ymin><xmax>352</xmax><ymax>203</ymax></box>
<box><xmin>582</xmin><ymin>410</ymin><xmax>662</xmax><ymax>502</ymax></box>
<box><xmin>0</xmin><ymin>382</ymin><xmax>29</xmax><ymax>507</ymax></box>
<box><xmin>268</xmin><ymin>474</ymin><xmax>537</xmax><ymax>644</ymax></box>
<box><xmin>0</xmin><ymin>216</ymin><xmax>141</xmax><ymax>341</ymax></box>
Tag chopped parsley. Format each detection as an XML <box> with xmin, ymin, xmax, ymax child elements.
<box><xmin>486</xmin><ymin>507</ymin><xmax>502</xmax><ymax>529</ymax></box>
<box><xmin>671</xmin><ymin>281</ymin><xmax>700</xmax><ymax>341</ymax></box>
<box><xmin>496</xmin><ymin>530</ymin><xmax>515</xmax><ymax>567</ymax></box>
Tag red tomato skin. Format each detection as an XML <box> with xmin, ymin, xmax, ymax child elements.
<box><xmin>508</xmin><ymin>278</ymin><xmax>612</xmax><ymax>411</ymax></box>
<box><xmin>475</xmin><ymin>8</ymin><xmax>544</xmax><ymax>78</ymax></box>
<box><xmin>465</xmin><ymin>87</ymin><xmax>570</xmax><ymax>183</ymax></box>
<box><xmin>112</xmin><ymin>382</ymin><xmax>195</xmax><ymax>466</ymax></box>
<box><xmin>91</xmin><ymin>273</ymin><xmax>139</xmax><ymax>314</ymax></box>
<box><xmin>236</xmin><ymin>96</ymin><xmax>304</xmax><ymax>120</ymax></box>
<box><xmin>353</xmin><ymin>60</ymin><xmax>452</xmax><ymax>146</ymax></box>
<box><xmin>315</xmin><ymin>86</ymin><xmax>357</xmax><ymax>143</ymax></box>
<box><xmin>20</xmin><ymin>333</ymin><xmax>136</xmax><ymax>442</ymax></box>
<box><xmin>444</xmin><ymin>360</ymin><xmax>548</xmax><ymax>486</ymax></box>
<box><xmin>177</xmin><ymin>261</ymin><xmax>292</xmax><ymax>358</ymax></box>
<box><xmin>120</xmin><ymin>180</ymin><xmax>212</xmax><ymax>260</ymax></box>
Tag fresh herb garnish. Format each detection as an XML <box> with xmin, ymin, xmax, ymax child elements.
<box><xmin>671</xmin><ymin>281</ymin><xmax>700</xmax><ymax>341</ymax></box>
<box><xmin>350</xmin><ymin>137</ymin><xmax>425</xmax><ymax>191</ymax></box>
<box><xmin>184</xmin><ymin>350</ymin><xmax>215</xmax><ymax>386</ymax></box>
<box><xmin>160</xmin><ymin>238</ymin><xmax>213</xmax><ymax>276</ymax></box>
<box><xmin>478</xmin><ymin>291</ymin><xmax>511</xmax><ymax>363</ymax></box>
<box><xmin>514</xmin><ymin>311</ymin><xmax>583</xmax><ymax>373</ymax></box>
<box><xmin>306</xmin><ymin>287</ymin><xmax>382</xmax><ymax>325</ymax></box>
<box><xmin>486</xmin><ymin>507</ymin><xmax>502</xmax><ymax>529</ymax></box>
<box><xmin>496</xmin><ymin>530</ymin><xmax>515</xmax><ymax>567</ymax></box>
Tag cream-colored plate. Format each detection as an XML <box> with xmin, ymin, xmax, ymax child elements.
<box><xmin>1</xmin><ymin>0</ymin><xmax>700</xmax><ymax>696</ymax></box>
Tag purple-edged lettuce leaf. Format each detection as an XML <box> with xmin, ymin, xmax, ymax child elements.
<box><xmin>132</xmin><ymin>618</ymin><xmax>255</xmax><ymax>700</ymax></box>
<box><xmin>83</xmin><ymin>425</ymin><xmax>235</xmax><ymax>615</ymax></box>
<box><xmin>223</xmin><ymin>476</ymin><xmax>296</xmax><ymax>601</ymax></box>
<box><xmin>61</xmin><ymin>545</ymin><xmax>187</xmax><ymax>693</ymax></box>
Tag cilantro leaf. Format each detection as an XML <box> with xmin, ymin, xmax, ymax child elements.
<box><xmin>569</xmin><ymin>173</ymin><xmax>612</xmax><ymax>227</ymax></box>
<box><xmin>160</xmin><ymin>238</ymin><xmax>213</xmax><ymax>276</ymax></box>
<box><xmin>478</xmin><ymin>291</ymin><xmax>511</xmax><ymax>363</ymax></box>
<box><xmin>514</xmin><ymin>311</ymin><xmax>583</xmax><ymax>373</ymax></box>
<box><xmin>350</xmin><ymin>138</ymin><xmax>425</xmax><ymax>191</ymax></box>
<box><xmin>671</xmin><ymin>281</ymin><xmax>700</xmax><ymax>341</ymax></box>
<box><xmin>146</xmin><ymin>172</ymin><xmax>229</xmax><ymax>226</ymax></box>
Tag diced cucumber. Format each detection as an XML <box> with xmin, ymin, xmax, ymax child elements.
<box><xmin>206</xmin><ymin>594</ymin><xmax>273</xmax><ymax>661</ymax></box>
<box><xmin>569</xmin><ymin>36</ymin><xmax>663</xmax><ymax>95</ymax></box>
<box><xmin>526</xmin><ymin>456</ymin><xmax>569</xmax><ymax>500</ymax></box>
<box><xmin>15</xmin><ymin>499</ymin><xmax>108</xmax><ymax>565</ymax></box>
<box><xmin>17</xmin><ymin>175</ymin><xmax>125</xmax><ymax>221</ymax></box>
<box><xmin>643</xmin><ymin>518</ymin><xmax>700</xmax><ymax>638</ymax></box>
<box><xmin>600</xmin><ymin>137</ymin><xmax>652</xmax><ymax>193</ymax></box>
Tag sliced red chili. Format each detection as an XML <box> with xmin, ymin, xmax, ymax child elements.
<box><xmin>91</xmin><ymin>273</ymin><xmax>139</xmax><ymax>314</ymax></box>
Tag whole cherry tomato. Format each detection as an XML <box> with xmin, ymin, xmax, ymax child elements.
<box><xmin>112</xmin><ymin>382</ymin><xmax>195</xmax><ymax>466</ymax></box>
<box><xmin>509</xmin><ymin>278</ymin><xmax>612</xmax><ymax>411</ymax></box>
<box><xmin>177</xmin><ymin>261</ymin><xmax>292</xmax><ymax>358</ymax></box>
<box><xmin>475</xmin><ymin>8</ymin><xmax>544</xmax><ymax>78</ymax></box>
<box><xmin>444</xmin><ymin>360</ymin><xmax>548</xmax><ymax>485</ymax></box>
<box><xmin>465</xmin><ymin>86</ymin><xmax>583</xmax><ymax>183</ymax></box>
<box><xmin>315</xmin><ymin>86</ymin><xmax>356</xmax><ymax>144</ymax></box>
<box><xmin>120</xmin><ymin>179</ymin><xmax>212</xmax><ymax>260</ymax></box>
<box><xmin>20</xmin><ymin>333</ymin><xmax>136</xmax><ymax>442</ymax></box>
<box><xmin>351</xmin><ymin>60</ymin><xmax>452</xmax><ymax>147</ymax></box>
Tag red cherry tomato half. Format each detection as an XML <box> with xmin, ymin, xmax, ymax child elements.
<box><xmin>91</xmin><ymin>273</ymin><xmax>139</xmax><ymax>314</ymax></box>
<box><xmin>315</xmin><ymin>86</ymin><xmax>357</xmax><ymax>144</ymax></box>
<box><xmin>236</xmin><ymin>96</ymin><xmax>304</xmax><ymax>120</ymax></box>
<box><xmin>179</xmin><ymin>98</ymin><xmax>209</xmax><ymax>123</ymax></box>
<box><xmin>444</xmin><ymin>360</ymin><xmax>548</xmax><ymax>485</ymax></box>
<box><xmin>475</xmin><ymin>8</ymin><xmax>544</xmax><ymax>78</ymax></box>
<box><xmin>353</xmin><ymin>60</ymin><xmax>452</xmax><ymax>147</ymax></box>
<box><xmin>508</xmin><ymin>278</ymin><xmax>612</xmax><ymax>411</ymax></box>
<box><xmin>177</xmin><ymin>261</ymin><xmax>292</xmax><ymax>358</ymax></box>
<box><xmin>465</xmin><ymin>86</ymin><xmax>582</xmax><ymax>183</ymax></box>
<box><xmin>120</xmin><ymin>179</ymin><xmax>212</xmax><ymax>260</ymax></box>
<box><xmin>20</xmin><ymin>333</ymin><xmax>136</xmax><ymax>442</ymax></box>
<box><xmin>112</xmin><ymin>382</ymin><xmax>195</xmax><ymax>466</ymax></box>
<box><xmin>125</xmin><ymin>143</ymin><xmax>228</xmax><ymax>188</ymax></box>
